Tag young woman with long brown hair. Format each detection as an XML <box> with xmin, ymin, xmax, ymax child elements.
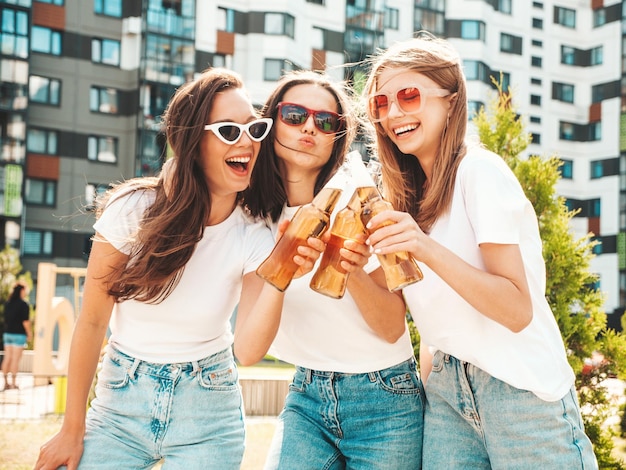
<box><xmin>35</xmin><ymin>68</ymin><xmax>320</xmax><ymax>470</ymax></box>
<box><xmin>363</xmin><ymin>33</ymin><xmax>597</xmax><ymax>469</ymax></box>
<box><xmin>244</xmin><ymin>70</ymin><xmax>424</xmax><ymax>470</ymax></box>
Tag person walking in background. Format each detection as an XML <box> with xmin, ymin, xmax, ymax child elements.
<box><xmin>243</xmin><ymin>70</ymin><xmax>424</xmax><ymax>470</ymax></box>
<box><xmin>2</xmin><ymin>283</ymin><xmax>32</xmax><ymax>391</ymax></box>
<box><xmin>35</xmin><ymin>67</ymin><xmax>321</xmax><ymax>470</ymax></box>
<box><xmin>362</xmin><ymin>33</ymin><xmax>597</xmax><ymax>468</ymax></box>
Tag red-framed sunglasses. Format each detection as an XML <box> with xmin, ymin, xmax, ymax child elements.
<box><xmin>368</xmin><ymin>84</ymin><xmax>451</xmax><ymax>122</ymax></box>
<box><xmin>277</xmin><ymin>102</ymin><xmax>342</xmax><ymax>134</ymax></box>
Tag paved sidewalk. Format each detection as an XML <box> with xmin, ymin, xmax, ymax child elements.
<box><xmin>0</xmin><ymin>374</ymin><xmax>58</xmax><ymax>420</ymax></box>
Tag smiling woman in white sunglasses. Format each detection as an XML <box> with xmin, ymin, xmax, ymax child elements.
<box><xmin>35</xmin><ymin>68</ymin><xmax>323</xmax><ymax>470</ymax></box>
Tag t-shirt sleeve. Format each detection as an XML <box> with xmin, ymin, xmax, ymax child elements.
<box><xmin>93</xmin><ymin>190</ymin><xmax>154</xmax><ymax>254</ymax></box>
<box><xmin>19</xmin><ymin>302</ymin><xmax>30</xmax><ymax>322</ymax></box>
<box><xmin>243</xmin><ymin>219</ymin><xmax>275</xmax><ymax>275</ymax></box>
<box><xmin>461</xmin><ymin>152</ymin><xmax>528</xmax><ymax>245</ymax></box>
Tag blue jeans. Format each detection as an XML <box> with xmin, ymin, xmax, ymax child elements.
<box><xmin>78</xmin><ymin>346</ymin><xmax>245</xmax><ymax>469</ymax></box>
<box><xmin>264</xmin><ymin>358</ymin><xmax>425</xmax><ymax>470</ymax></box>
<box><xmin>422</xmin><ymin>351</ymin><xmax>598</xmax><ymax>469</ymax></box>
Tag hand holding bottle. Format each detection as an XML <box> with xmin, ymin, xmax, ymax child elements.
<box><xmin>257</xmin><ymin>187</ymin><xmax>343</xmax><ymax>291</ymax></box>
<box><xmin>359</xmin><ymin>192</ymin><xmax>423</xmax><ymax>291</ymax></box>
<box><xmin>275</xmin><ymin>218</ymin><xmax>328</xmax><ymax>281</ymax></box>
<box><xmin>310</xmin><ymin>190</ymin><xmax>370</xmax><ymax>298</ymax></box>
<box><xmin>363</xmin><ymin>208</ymin><xmax>431</xmax><ymax>270</ymax></box>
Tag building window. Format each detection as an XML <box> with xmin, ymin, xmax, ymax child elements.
<box><xmin>27</xmin><ymin>128</ymin><xmax>57</xmax><ymax>154</ymax></box>
<box><xmin>530</xmin><ymin>94</ymin><xmax>541</xmax><ymax>106</ymax></box>
<box><xmin>592</xmin><ymin>81</ymin><xmax>620</xmax><ymax>103</ymax></box>
<box><xmin>590</xmin><ymin>46</ymin><xmax>603</xmax><ymax>66</ymax></box>
<box><xmin>590</xmin><ymin>199</ymin><xmax>601</xmax><ymax>217</ymax></box>
<box><xmin>560</xmin><ymin>122</ymin><xmax>575</xmax><ymax>140</ymax></box>
<box><xmin>29</xmin><ymin>75</ymin><xmax>61</xmax><ymax>105</ymax></box>
<box><xmin>530</xmin><ymin>116</ymin><xmax>541</xmax><ymax>123</ymax></box>
<box><xmin>384</xmin><ymin>7</ymin><xmax>399</xmax><ymax>30</ymax></box>
<box><xmin>414</xmin><ymin>8</ymin><xmax>445</xmax><ymax>36</ymax></box>
<box><xmin>37</xmin><ymin>0</ymin><xmax>64</xmax><ymax>4</ymax></box>
<box><xmin>591</xmin><ymin>161</ymin><xmax>604</xmax><ymax>179</ymax></box>
<box><xmin>88</xmin><ymin>135</ymin><xmax>118</xmax><ymax>163</ymax></box>
<box><xmin>463</xmin><ymin>60</ymin><xmax>491</xmax><ymax>82</ymax></box>
<box><xmin>264</xmin><ymin>13</ymin><xmax>295</xmax><ymax>38</ymax></box>
<box><xmin>92</xmin><ymin>38</ymin><xmax>120</xmax><ymax>66</ymax></box>
<box><xmin>531</xmin><ymin>56</ymin><xmax>542</xmax><ymax>67</ymax></box>
<box><xmin>533</xmin><ymin>2</ymin><xmax>543</xmax><ymax>8</ymax></box>
<box><xmin>307</xmin><ymin>0</ymin><xmax>325</xmax><ymax>4</ymax></box>
<box><xmin>554</xmin><ymin>6</ymin><xmax>576</xmax><ymax>28</ymax></box>
<box><xmin>498</xmin><ymin>0</ymin><xmax>512</xmax><ymax>14</ymax></box>
<box><xmin>559</xmin><ymin>122</ymin><xmax>601</xmax><ymax>142</ymax></box>
<box><xmin>144</xmin><ymin>35</ymin><xmax>194</xmax><ymax>86</ymax></box>
<box><xmin>217</xmin><ymin>8</ymin><xmax>235</xmax><ymax>32</ymax></box>
<box><xmin>553</xmin><ymin>82</ymin><xmax>574</xmax><ymax>103</ymax></box>
<box><xmin>210</xmin><ymin>54</ymin><xmax>226</xmax><ymax>68</ymax></box>
<box><xmin>460</xmin><ymin>20</ymin><xmax>485</xmax><ymax>41</ymax></box>
<box><xmin>90</xmin><ymin>86</ymin><xmax>118</xmax><ymax>114</ymax></box>
<box><xmin>85</xmin><ymin>182</ymin><xmax>109</xmax><ymax>209</ymax></box>
<box><xmin>1</xmin><ymin>8</ymin><xmax>29</xmax><ymax>59</ymax></box>
<box><xmin>500</xmin><ymin>33</ymin><xmax>522</xmax><ymax>54</ymax></box>
<box><xmin>593</xmin><ymin>9</ymin><xmax>606</xmax><ymax>27</ymax></box>
<box><xmin>532</xmin><ymin>17</ymin><xmax>543</xmax><ymax>29</ymax></box>
<box><xmin>590</xmin><ymin>122</ymin><xmax>601</xmax><ymax>141</ymax></box>
<box><xmin>264</xmin><ymin>59</ymin><xmax>299</xmax><ymax>81</ymax></box>
<box><xmin>31</xmin><ymin>26</ymin><xmax>62</xmax><ymax>55</ymax></box>
<box><xmin>591</xmin><ymin>235</ymin><xmax>615</xmax><ymax>255</ymax></box>
<box><xmin>500</xmin><ymin>72</ymin><xmax>511</xmax><ymax>92</ymax></box>
<box><xmin>25</xmin><ymin>178</ymin><xmax>56</xmax><ymax>206</ymax></box>
<box><xmin>23</xmin><ymin>229</ymin><xmax>53</xmax><ymax>256</ymax></box>
<box><xmin>531</xmin><ymin>133</ymin><xmax>541</xmax><ymax>144</ymax></box>
<box><xmin>560</xmin><ymin>159</ymin><xmax>573</xmax><ymax>179</ymax></box>
<box><xmin>565</xmin><ymin>198</ymin><xmax>601</xmax><ymax>218</ymax></box>
<box><xmin>561</xmin><ymin>46</ymin><xmax>575</xmax><ymax>65</ymax></box>
<box><xmin>94</xmin><ymin>0</ymin><xmax>121</xmax><ymax>17</ymax></box>
<box><xmin>531</xmin><ymin>77</ymin><xmax>542</xmax><ymax>85</ymax></box>
<box><xmin>531</xmin><ymin>39</ymin><xmax>543</xmax><ymax>47</ymax></box>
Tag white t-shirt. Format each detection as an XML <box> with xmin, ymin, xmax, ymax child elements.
<box><xmin>403</xmin><ymin>146</ymin><xmax>575</xmax><ymax>401</ymax></box>
<box><xmin>268</xmin><ymin>197</ymin><xmax>415</xmax><ymax>374</ymax></box>
<box><xmin>93</xmin><ymin>189</ymin><xmax>274</xmax><ymax>363</ymax></box>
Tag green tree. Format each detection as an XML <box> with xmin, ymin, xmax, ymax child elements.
<box><xmin>473</xmin><ymin>78</ymin><xmax>626</xmax><ymax>469</ymax></box>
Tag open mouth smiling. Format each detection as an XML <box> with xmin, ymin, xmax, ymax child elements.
<box><xmin>226</xmin><ymin>156</ymin><xmax>251</xmax><ymax>172</ymax></box>
<box><xmin>394</xmin><ymin>123</ymin><xmax>418</xmax><ymax>136</ymax></box>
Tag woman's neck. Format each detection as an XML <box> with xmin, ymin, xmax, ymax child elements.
<box><xmin>207</xmin><ymin>194</ymin><xmax>237</xmax><ymax>225</ymax></box>
<box><xmin>282</xmin><ymin>168</ymin><xmax>320</xmax><ymax>207</ymax></box>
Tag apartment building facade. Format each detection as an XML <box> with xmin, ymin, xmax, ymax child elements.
<box><xmin>0</xmin><ymin>0</ymin><xmax>623</xmax><ymax>324</ymax></box>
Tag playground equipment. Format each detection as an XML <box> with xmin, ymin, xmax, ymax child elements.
<box><xmin>32</xmin><ymin>263</ymin><xmax>85</xmax><ymax>390</ymax></box>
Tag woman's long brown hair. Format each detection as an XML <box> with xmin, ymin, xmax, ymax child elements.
<box><xmin>244</xmin><ymin>70</ymin><xmax>357</xmax><ymax>222</ymax></box>
<box><xmin>96</xmin><ymin>68</ymin><xmax>246</xmax><ymax>303</ymax></box>
<box><xmin>364</xmin><ymin>33</ymin><xmax>468</xmax><ymax>232</ymax></box>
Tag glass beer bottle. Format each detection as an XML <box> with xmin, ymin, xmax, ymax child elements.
<box><xmin>256</xmin><ymin>187</ymin><xmax>342</xmax><ymax>292</ymax></box>
<box><xmin>310</xmin><ymin>190</ymin><xmax>366</xmax><ymax>299</ymax></box>
<box><xmin>358</xmin><ymin>187</ymin><xmax>424</xmax><ymax>291</ymax></box>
